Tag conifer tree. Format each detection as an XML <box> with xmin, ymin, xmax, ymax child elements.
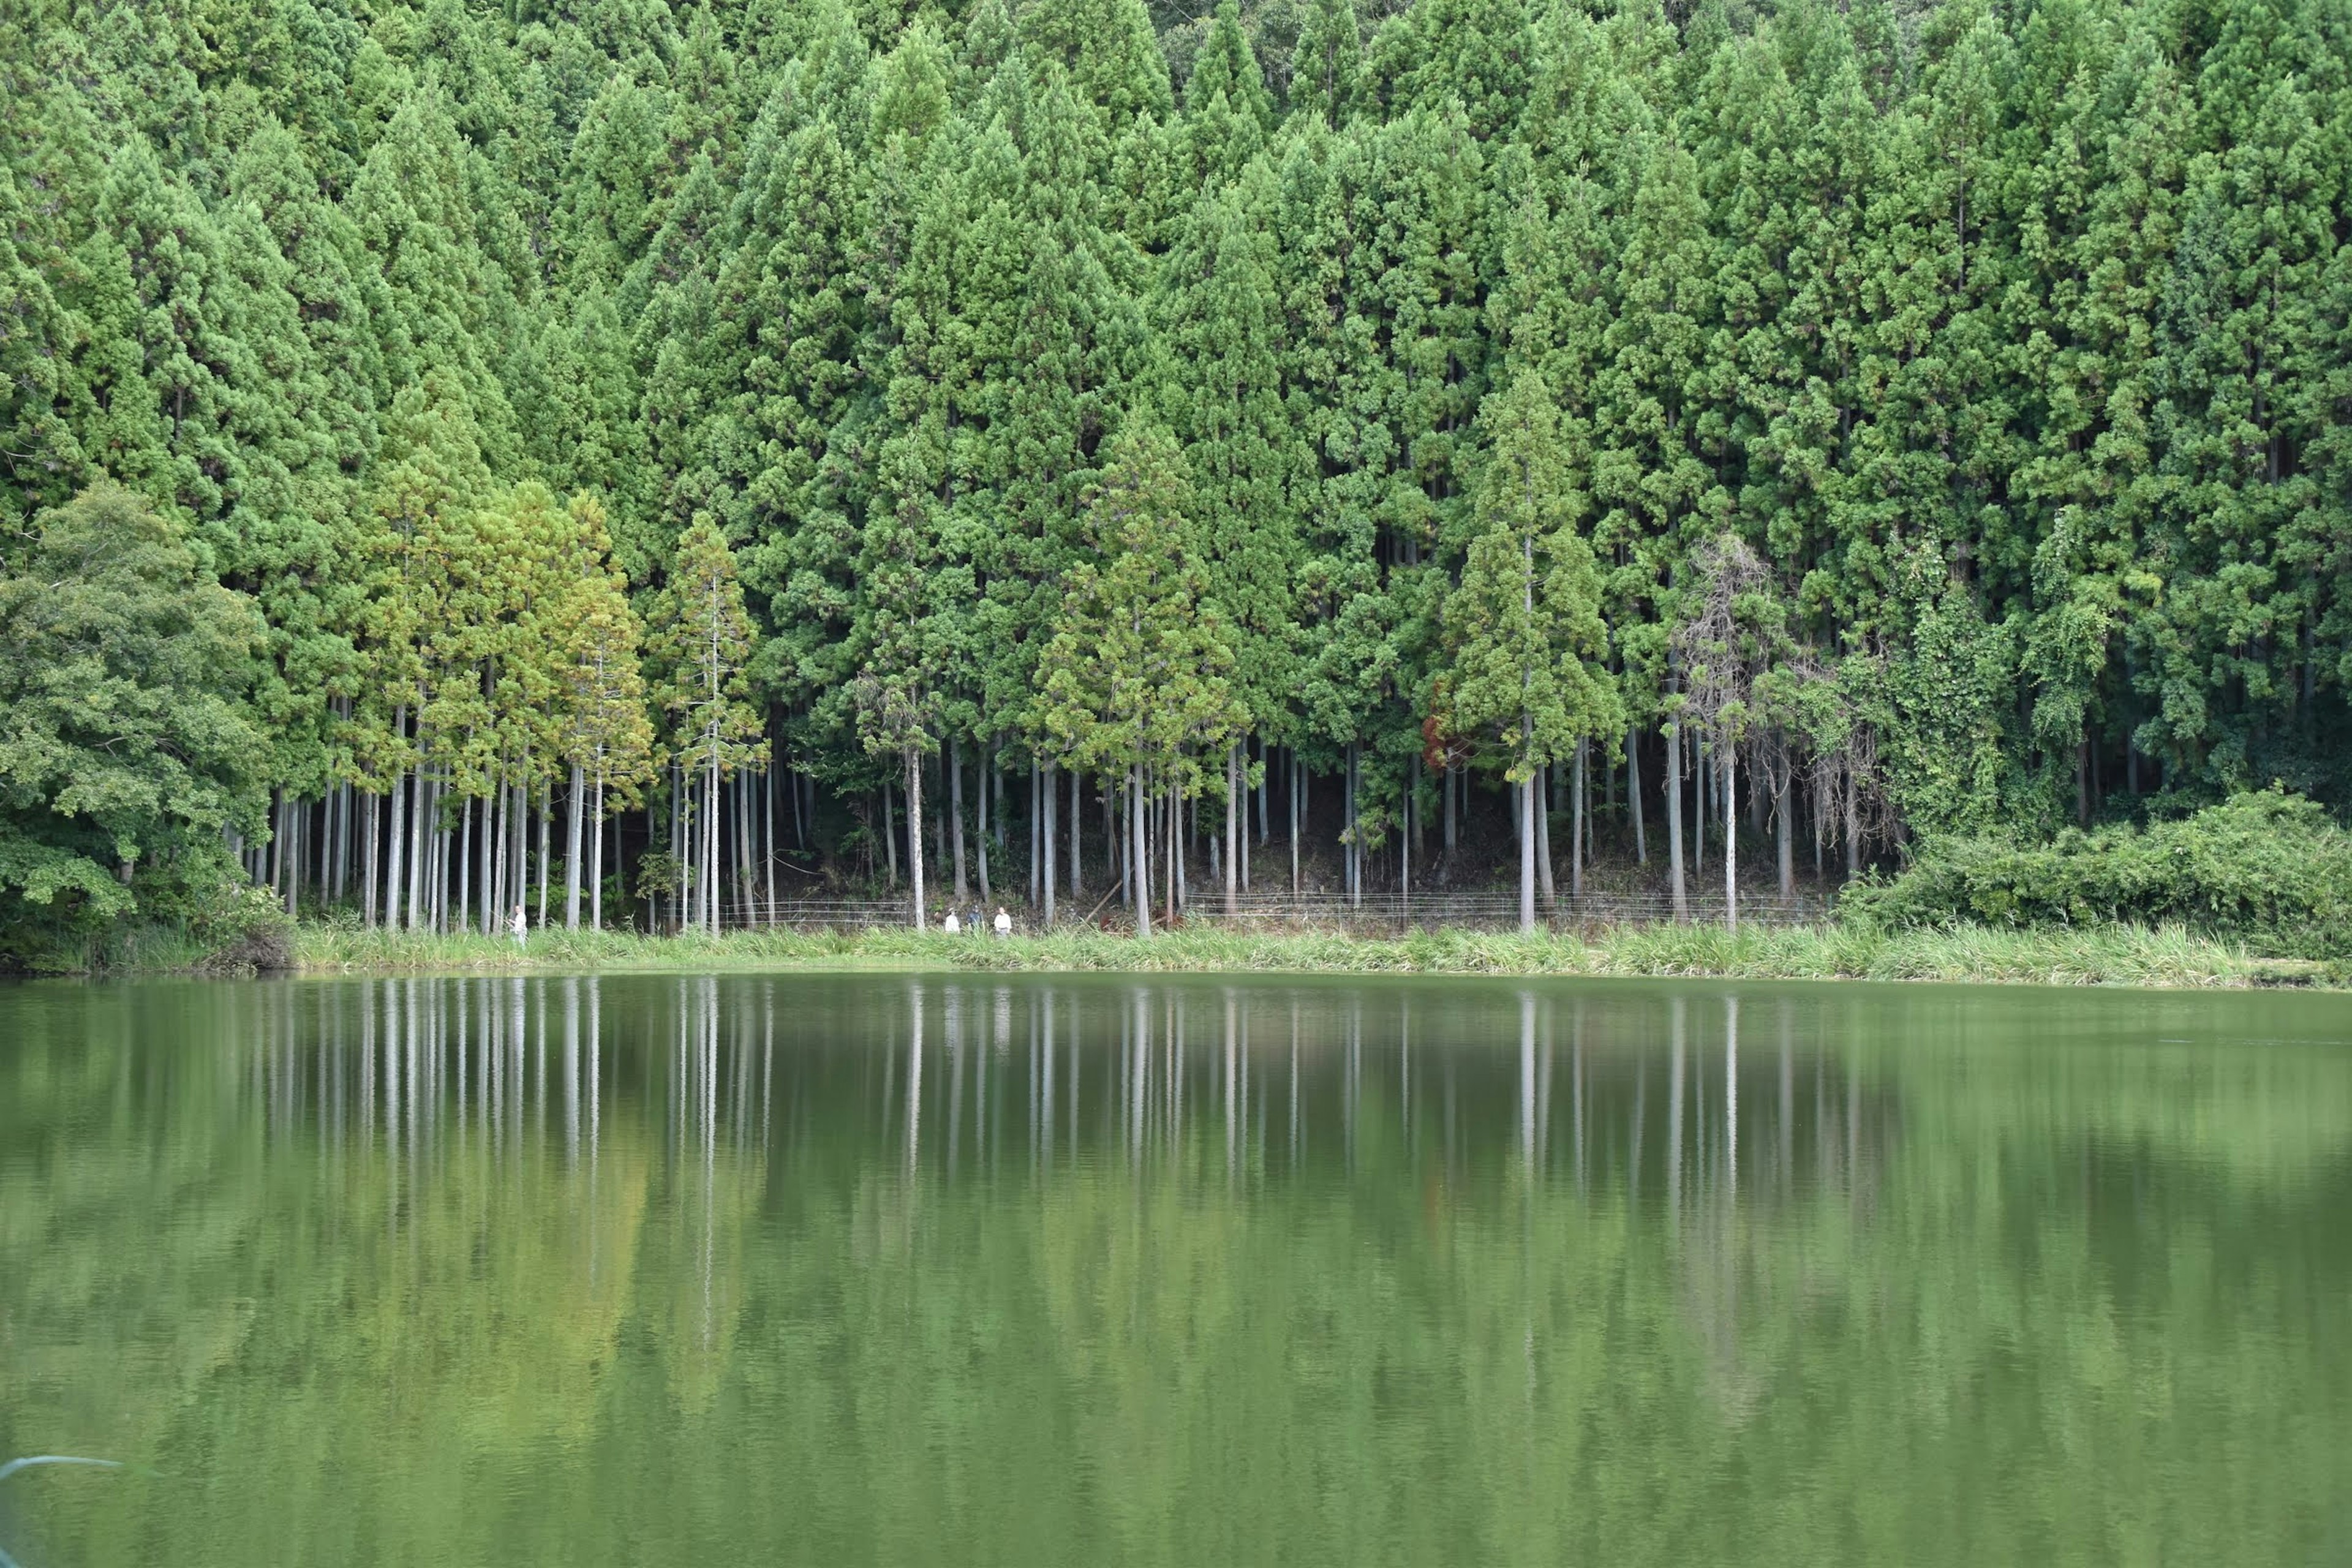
<box><xmin>560</xmin><ymin>496</ymin><xmax>657</xmax><ymax>931</ymax></box>
<box><xmin>1441</xmin><ymin>371</ymin><xmax>1618</xmax><ymax>930</ymax></box>
<box><xmin>1033</xmin><ymin>421</ymin><xmax>1242</xmax><ymax>934</ymax></box>
<box><xmin>647</xmin><ymin>515</ymin><xmax>766</xmax><ymax>932</ymax></box>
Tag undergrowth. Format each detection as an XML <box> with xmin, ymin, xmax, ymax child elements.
<box><xmin>281</xmin><ymin>919</ymin><xmax>2333</xmax><ymax>990</ymax></box>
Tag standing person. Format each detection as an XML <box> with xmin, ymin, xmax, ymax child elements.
<box><xmin>943</xmin><ymin>908</ymin><xmax>961</xmax><ymax>935</ymax></box>
<box><xmin>993</xmin><ymin>906</ymin><xmax>1012</xmax><ymax>938</ymax></box>
<box><xmin>510</xmin><ymin>903</ymin><xmax>527</xmax><ymax>950</ymax></box>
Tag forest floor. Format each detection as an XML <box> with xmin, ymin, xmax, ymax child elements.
<box><xmin>277</xmin><ymin>921</ymin><xmax>2339</xmax><ymax>990</ymax></box>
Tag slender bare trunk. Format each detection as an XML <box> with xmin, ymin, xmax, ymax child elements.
<box><xmin>1724</xmin><ymin>744</ymin><xmax>1738</xmax><ymax>932</ymax></box>
<box><xmin>1571</xmin><ymin>739</ymin><xmax>1586</xmax><ymax>898</ymax></box>
<box><xmin>949</xmin><ymin>738</ymin><xmax>968</xmax><ymax>902</ymax></box>
<box><xmin>1131</xmin><ymin>763</ymin><xmax>1150</xmax><ymax>937</ymax></box>
<box><xmin>975</xmin><ymin>744</ymin><xmax>992</xmax><ymax>903</ymax></box>
<box><xmin>906</xmin><ymin>747</ymin><xmax>927</xmax><ymax>929</ymax></box>
<box><xmin>1519</xmin><ymin>771</ymin><xmax>1536</xmax><ymax>934</ymax></box>
<box><xmin>363</xmin><ymin>787</ymin><xmax>381</xmax><ymax>930</ymax></box>
<box><xmin>590</xmin><ymin>769</ymin><xmax>606</xmax><ymax>932</ymax></box>
<box><xmin>1629</xmin><ymin>726</ymin><xmax>1646</xmax><ymax>864</ymax></box>
<box><xmin>1224</xmin><ymin>744</ymin><xmax>1238</xmax><ymax>916</ymax></box>
<box><xmin>1843</xmin><ymin>763</ymin><xmax>1861</xmax><ymax>880</ymax></box>
<box><xmin>1042</xmin><ymin>762</ymin><xmax>1058</xmax><ymax>927</ymax></box>
<box><xmin>1289</xmin><ymin>749</ymin><xmax>1300</xmax><ymax>895</ymax></box>
<box><xmin>1776</xmin><ymin>748</ymin><xmax>1794</xmax><ymax>900</ymax></box>
<box><xmin>566</xmin><ymin>764</ymin><xmax>585</xmax><ymax>929</ymax></box>
<box><xmin>1666</xmin><ymin>720</ymin><xmax>1687</xmax><ymax>922</ymax></box>
<box><xmin>706</xmin><ymin>753</ymin><xmax>720</xmax><ymax>933</ymax></box>
<box><xmin>460</xmin><ymin>792</ymin><xmax>478</xmax><ymax>935</ymax></box>
<box><xmin>1537</xmin><ymin>763</ymin><xmax>1555</xmax><ymax>908</ymax></box>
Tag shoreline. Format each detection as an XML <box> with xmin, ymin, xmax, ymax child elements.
<box><xmin>228</xmin><ymin>922</ymin><xmax>2339</xmax><ymax>991</ymax></box>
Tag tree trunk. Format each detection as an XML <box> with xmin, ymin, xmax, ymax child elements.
<box><xmin>1256</xmin><ymin>734</ymin><xmax>1270</xmax><ymax>844</ymax></box>
<box><xmin>668</xmin><ymin>763</ymin><xmax>684</xmax><ymax>932</ymax></box>
<box><xmin>1401</xmin><ymin>758</ymin><xmax>1411</xmax><ymax>919</ymax></box>
<box><xmin>1666</xmin><ymin>720</ymin><xmax>1688</xmax><ymax>921</ymax></box>
<box><xmin>363</xmin><ymin>787</ymin><xmax>381</xmax><ymax>930</ymax></box>
<box><xmin>1692</xmin><ymin>729</ymin><xmax>1706</xmax><ymax>873</ymax></box>
<box><xmin>1242</xmin><ymin>742</ymin><xmax>1253</xmax><ymax>891</ymax></box>
<box><xmin>427</xmin><ymin>778</ymin><xmax>447</xmax><ymax>933</ymax></box>
<box><xmin>1571</xmin><ymin>739</ymin><xmax>1586</xmax><ymax>899</ymax></box>
<box><xmin>327</xmin><ymin>785</ymin><xmax>343</xmax><ymax>906</ymax></box>
<box><xmin>566</xmin><ymin>765</ymin><xmax>585</xmax><ymax>929</ymax></box>
<box><xmin>1130</xmin><ymin>763</ymin><xmax>1151</xmax><ymax>937</ymax></box>
<box><xmin>538</xmin><ymin>779</ymin><xmax>552</xmax><ymax>927</ymax></box>
<box><xmin>1629</xmin><ymin>727</ymin><xmax>1647</xmax><ymax>864</ymax></box>
<box><xmin>949</xmin><ymin>738</ymin><xmax>968</xmax><ymax>902</ymax></box>
<box><xmin>461</xmin><ymin>793</ymin><xmax>478</xmax><ymax>935</ymax></box>
<box><xmin>1042</xmin><ymin>762</ymin><xmax>1057</xmax><ymax>927</ymax></box>
<box><xmin>739</xmin><ymin>768</ymin><xmax>754</xmax><ymax>923</ymax></box>
<box><xmin>882</xmin><ymin>777</ymin><xmax>898</xmax><ymax>888</ymax></box>
<box><xmin>1724</xmin><ymin>743</ymin><xmax>1738</xmax><ymax>932</ymax></box>
<box><xmin>492</xmin><ymin>773</ymin><xmax>510</xmax><ymax>932</ymax></box>
<box><xmin>1519</xmin><ymin>766</ymin><xmax>1536</xmax><ymax>935</ymax></box>
<box><xmin>1069</xmin><ymin>767</ymin><xmax>1081</xmax><ymax>898</ymax></box>
<box><xmin>930</xmin><ymin>752</ymin><xmax>945</xmax><ymax>892</ymax></box>
<box><xmin>1289</xmin><ymin>750</ymin><xmax>1301</xmax><ymax>895</ymax></box>
<box><xmin>1164</xmin><ymin>775</ymin><xmax>1178</xmax><ymax>928</ymax></box>
<box><xmin>272</xmin><ymin>790</ymin><xmax>291</xmax><ymax>915</ymax></box>
<box><xmin>1344</xmin><ymin>744</ymin><xmax>1359</xmax><ymax>907</ymax></box>
<box><xmin>390</xmin><ymin>764</ymin><xmax>410</xmax><ymax>930</ymax></box>
<box><xmin>976</xmin><ymin>747</ymin><xmax>992</xmax><ymax>904</ymax></box>
<box><xmin>906</xmin><ymin>747</ymin><xmax>926</xmax><ymax>929</ymax></box>
<box><xmin>591</xmin><ymin>771</ymin><xmax>606</xmax><ymax>932</ymax></box>
<box><xmin>1408</xmin><ymin>752</ymin><xmax>1422</xmax><ymax>865</ymax></box>
<box><xmin>1224</xmin><ymin>744</ymin><xmax>1239</xmax><ymax>916</ymax></box>
<box><xmin>1536</xmin><ymin>763</ymin><xmax>1555</xmax><ymax>907</ymax></box>
<box><xmin>1430</xmin><ymin>756</ymin><xmax>1449</xmax><ymax>860</ymax></box>
<box><xmin>706</xmin><ymin>755</ymin><xmax>722</xmax><ymax>933</ymax></box>
<box><xmin>1843</xmin><ymin>764</ymin><xmax>1861</xmax><ymax>880</ymax></box>
<box><xmin>1776</xmin><ymin>748</ymin><xmax>1794</xmax><ymax>901</ymax></box>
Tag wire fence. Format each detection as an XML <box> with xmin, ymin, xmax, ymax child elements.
<box><xmin>718</xmin><ymin>887</ymin><xmax>1834</xmax><ymax>935</ymax></box>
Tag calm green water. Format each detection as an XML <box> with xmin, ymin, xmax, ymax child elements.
<box><xmin>2</xmin><ymin>974</ymin><xmax>2348</xmax><ymax>1566</ymax></box>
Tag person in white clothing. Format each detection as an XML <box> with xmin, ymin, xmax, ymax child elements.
<box><xmin>510</xmin><ymin>903</ymin><xmax>527</xmax><ymax>949</ymax></box>
<box><xmin>993</xmin><ymin>907</ymin><xmax>1012</xmax><ymax>937</ymax></box>
<box><xmin>942</xmin><ymin>910</ymin><xmax>960</xmax><ymax>935</ymax></box>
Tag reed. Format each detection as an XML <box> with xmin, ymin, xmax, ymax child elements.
<box><xmin>278</xmin><ymin>920</ymin><xmax>2331</xmax><ymax>990</ymax></box>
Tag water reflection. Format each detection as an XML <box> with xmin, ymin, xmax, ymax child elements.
<box><xmin>2</xmin><ymin>974</ymin><xmax>2347</xmax><ymax>1567</ymax></box>
<box><xmin>219</xmin><ymin>976</ymin><xmax>1905</xmax><ymax>1237</ymax></box>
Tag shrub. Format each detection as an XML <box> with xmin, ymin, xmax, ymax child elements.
<box><xmin>1841</xmin><ymin>790</ymin><xmax>2352</xmax><ymax>957</ymax></box>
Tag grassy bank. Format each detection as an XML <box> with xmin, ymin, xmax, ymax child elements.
<box><xmin>280</xmin><ymin>921</ymin><xmax>2339</xmax><ymax>990</ymax></box>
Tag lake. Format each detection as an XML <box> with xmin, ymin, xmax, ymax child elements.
<box><xmin>2</xmin><ymin>973</ymin><xmax>2347</xmax><ymax>1565</ymax></box>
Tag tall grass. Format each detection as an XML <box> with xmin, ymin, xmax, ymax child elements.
<box><xmin>282</xmin><ymin>919</ymin><xmax>2329</xmax><ymax>990</ymax></box>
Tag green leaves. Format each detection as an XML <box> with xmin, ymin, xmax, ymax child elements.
<box><xmin>4</xmin><ymin>0</ymin><xmax>2351</xmax><ymax>954</ymax></box>
<box><xmin>1441</xmin><ymin>371</ymin><xmax>1621</xmax><ymax>782</ymax></box>
<box><xmin>0</xmin><ymin>486</ymin><xmax>266</xmax><ymax>946</ymax></box>
<box><xmin>647</xmin><ymin>515</ymin><xmax>766</xmax><ymax>780</ymax></box>
<box><xmin>1031</xmin><ymin>420</ymin><xmax>1242</xmax><ymax>796</ymax></box>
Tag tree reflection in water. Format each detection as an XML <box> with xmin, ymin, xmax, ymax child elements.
<box><xmin>1</xmin><ymin>974</ymin><xmax>2345</xmax><ymax>1566</ymax></box>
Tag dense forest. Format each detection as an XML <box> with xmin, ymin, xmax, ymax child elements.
<box><xmin>1</xmin><ymin>0</ymin><xmax>2348</xmax><ymax>950</ymax></box>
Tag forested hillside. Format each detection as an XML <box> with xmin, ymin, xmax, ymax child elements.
<box><xmin>2</xmin><ymin>0</ymin><xmax>2348</xmax><ymax>947</ymax></box>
